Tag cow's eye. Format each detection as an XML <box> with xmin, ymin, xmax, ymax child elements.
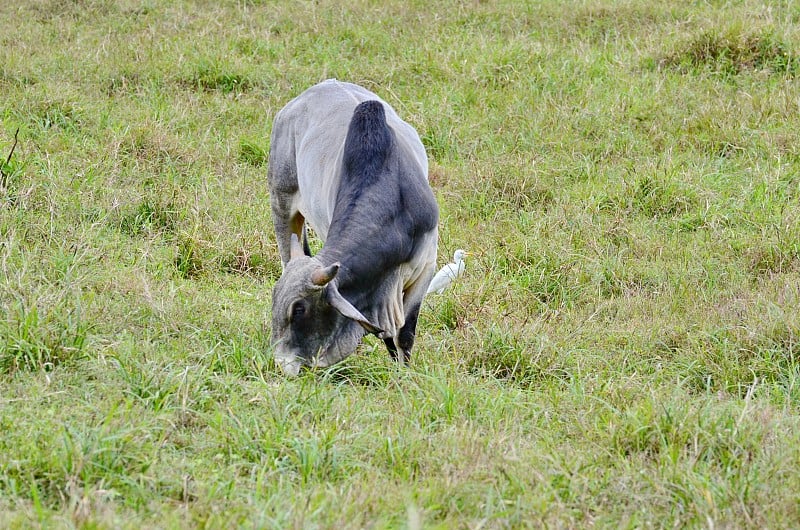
<box><xmin>290</xmin><ymin>301</ymin><xmax>306</xmax><ymax>321</ymax></box>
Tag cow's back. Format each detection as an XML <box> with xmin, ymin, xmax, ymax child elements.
<box><xmin>270</xmin><ymin>80</ymin><xmax>428</xmax><ymax>239</ymax></box>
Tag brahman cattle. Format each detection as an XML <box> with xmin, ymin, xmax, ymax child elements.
<box><xmin>268</xmin><ymin>80</ymin><xmax>439</xmax><ymax>375</ymax></box>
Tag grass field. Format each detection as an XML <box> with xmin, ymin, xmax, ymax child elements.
<box><xmin>2</xmin><ymin>0</ymin><xmax>800</xmax><ymax>527</ymax></box>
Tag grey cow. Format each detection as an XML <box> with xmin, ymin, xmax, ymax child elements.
<box><xmin>268</xmin><ymin>80</ymin><xmax>439</xmax><ymax>375</ymax></box>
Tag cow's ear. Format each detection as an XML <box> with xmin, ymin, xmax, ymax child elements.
<box><xmin>326</xmin><ymin>284</ymin><xmax>382</xmax><ymax>334</ymax></box>
<box><xmin>290</xmin><ymin>233</ymin><xmax>305</xmax><ymax>260</ymax></box>
<box><xmin>311</xmin><ymin>263</ymin><xmax>340</xmax><ymax>286</ymax></box>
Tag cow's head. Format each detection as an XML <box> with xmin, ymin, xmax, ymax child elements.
<box><xmin>270</xmin><ymin>235</ymin><xmax>381</xmax><ymax>375</ymax></box>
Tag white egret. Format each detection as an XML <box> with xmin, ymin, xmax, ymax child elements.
<box><xmin>426</xmin><ymin>249</ymin><xmax>469</xmax><ymax>295</ymax></box>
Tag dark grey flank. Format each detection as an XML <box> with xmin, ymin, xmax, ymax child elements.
<box><xmin>268</xmin><ymin>80</ymin><xmax>439</xmax><ymax>375</ymax></box>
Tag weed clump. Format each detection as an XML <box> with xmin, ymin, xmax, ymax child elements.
<box><xmin>571</xmin><ymin>4</ymin><xmax>665</xmax><ymax>43</ymax></box>
<box><xmin>175</xmin><ymin>236</ymin><xmax>205</xmax><ymax>279</ymax></box>
<box><xmin>609</xmin><ymin>398</ymin><xmax>764</xmax><ymax>468</ymax></box>
<box><xmin>120</xmin><ymin>127</ymin><xmax>193</xmax><ymax>173</ymax></box>
<box><xmin>466</xmin><ymin>326</ymin><xmax>572</xmax><ymax>387</ymax></box>
<box><xmin>599</xmin><ymin>174</ymin><xmax>696</xmax><ymax>218</ymax></box>
<box><xmin>117</xmin><ymin>197</ymin><xmax>179</xmax><ymax>236</ymax></box>
<box><xmin>746</xmin><ymin>241</ymin><xmax>800</xmax><ymax>276</ymax></box>
<box><xmin>220</xmin><ymin>246</ymin><xmax>281</xmax><ymax>279</ymax></box>
<box><xmin>105</xmin><ymin>72</ymin><xmax>142</xmax><ymax>96</ymax></box>
<box><xmin>185</xmin><ymin>60</ymin><xmax>253</xmax><ymax>94</ymax></box>
<box><xmin>669</xmin><ymin>314</ymin><xmax>800</xmax><ymax>396</ymax></box>
<box><xmin>430</xmin><ymin>297</ymin><xmax>461</xmax><ymax>331</ymax></box>
<box><xmin>497</xmin><ymin>245</ymin><xmax>579</xmax><ymax>310</ymax></box>
<box><xmin>238</xmin><ymin>138</ymin><xmax>268</xmax><ymax>166</ymax></box>
<box><xmin>27</xmin><ymin>100</ymin><xmax>83</xmax><ymax>133</ymax></box>
<box><xmin>486</xmin><ymin>169</ymin><xmax>554</xmax><ymax>211</ymax></box>
<box><xmin>631</xmin><ymin>174</ymin><xmax>696</xmax><ymax>217</ymax></box>
<box><xmin>0</xmin><ymin>297</ymin><xmax>89</xmax><ymax>374</ymax></box>
<box><xmin>421</xmin><ymin>125</ymin><xmax>458</xmax><ymax>161</ymax></box>
<box><xmin>660</xmin><ymin>26</ymin><xmax>800</xmax><ymax>77</ymax></box>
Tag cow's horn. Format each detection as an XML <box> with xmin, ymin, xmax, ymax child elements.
<box><xmin>311</xmin><ymin>262</ymin><xmax>340</xmax><ymax>286</ymax></box>
<box><xmin>290</xmin><ymin>233</ymin><xmax>304</xmax><ymax>260</ymax></box>
<box><xmin>325</xmin><ymin>283</ymin><xmax>382</xmax><ymax>334</ymax></box>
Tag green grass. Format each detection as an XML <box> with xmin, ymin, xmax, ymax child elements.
<box><xmin>2</xmin><ymin>0</ymin><xmax>800</xmax><ymax>527</ymax></box>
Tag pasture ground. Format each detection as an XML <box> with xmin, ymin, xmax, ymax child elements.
<box><xmin>2</xmin><ymin>0</ymin><xmax>800</xmax><ymax>527</ymax></box>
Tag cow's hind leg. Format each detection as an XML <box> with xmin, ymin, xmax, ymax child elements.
<box><xmin>268</xmin><ymin>120</ymin><xmax>306</xmax><ymax>267</ymax></box>
<box><xmin>394</xmin><ymin>302</ymin><xmax>420</xmax><ymax>364</ymax></box>
<box><xmin>270</xmin><ymin>191</ymin><xmax>304</xmax><ymax>267</ymax></box>
<box><xmin>301</xmin><ymin>224</ymin><xmax>312</xmax><ymax>256</ymax></box>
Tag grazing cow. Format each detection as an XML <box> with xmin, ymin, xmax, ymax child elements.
<box><xmin>268</xmin><ymin>80</ymin><xmax>439</xmax><ymax>375</ymax></box>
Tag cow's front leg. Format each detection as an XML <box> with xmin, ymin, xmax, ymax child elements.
<box><xmin>396</xmin><ymin>302</ymin><xmax>420</xmax><ymax>364</ymax></box>
<box><xmin>383</xmin><ymin>337</ymin><xmax>403</xmax><ymax>364</ymax></box>
<box><xmin>385</xmin><ymin>255</ymin><xmax>436</xmax><ymax>364</ymax></box>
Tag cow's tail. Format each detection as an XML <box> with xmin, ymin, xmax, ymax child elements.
<box><xmin>343</xmin><ymin>100</ymin><xmax>392</xmax><ymax>185</ymax></box>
